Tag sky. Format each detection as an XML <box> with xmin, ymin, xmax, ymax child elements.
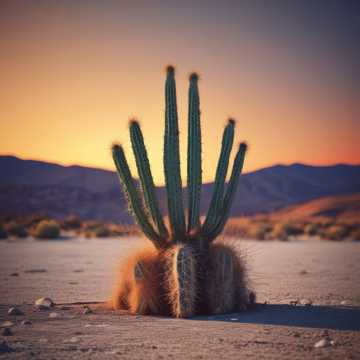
<box><xmin>0</xmin><ymin>0</ymin><xmax>359</xmax><ymax>184</ymax></box>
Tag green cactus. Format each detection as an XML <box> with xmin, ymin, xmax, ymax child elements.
<box><xmin>112</xmin><ymin>66</ymin><xmax>252</xmax><ymax>317</ymax></box>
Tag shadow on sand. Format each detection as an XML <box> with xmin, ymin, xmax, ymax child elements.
<box><xmin>196</xmin><ymin>304</ymin><xmax>360</xmax><ymax>331</ymax></box>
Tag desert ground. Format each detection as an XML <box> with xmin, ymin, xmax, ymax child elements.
<box><xmin>0</xmin><ymin>237</ymin><xmax>359</xmax><ymax>359</ymax></box>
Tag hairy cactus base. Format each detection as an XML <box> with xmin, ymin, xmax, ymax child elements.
<box><xmin>113</xmin><ymin>241</ymin><xmax>254</xmax><ymax>317</ymax></box>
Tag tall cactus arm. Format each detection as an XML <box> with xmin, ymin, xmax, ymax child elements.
<box><xmin>164</xmin><ymin>66</ymin><xmax>186</xmax><ymax>241</ymax></box>
<box><xmin>201</xmin><ymin>119</ymin><xmax>235</xmax><ymax>236</ymax></box>
<box><xmin>187</xmin><ymin>73</ymin><xmax>202</xmax><ymax>234</ymax></box>
<box><xmin>129</xmin><ymin>120</ymin><xmax>169</xmax><ymax>240</ymax></box>
<box><xmin>206</xmin><ymin>142</ymin><xmax>247</xmax><ymax>241</ymax></box>
<box><xmin>112</xmin><ymin>144</ymin><xmax>165</xmax><ymax>248</ymax></box>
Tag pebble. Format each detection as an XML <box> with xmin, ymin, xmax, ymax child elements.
<box><xmin>314</xmin><ymin>338</ymin><xmax>331</xmax><ymax>348</ymax></box>
<box><xmin>299</xmin><ymin>270</ymin><xmax>308</xmax><ymax>275</ymax></box>
<box><xmin>83</xmin><ymin>306</ymin><xmax>92</xmax><ymax>315</ymax></box>
<box><xmin>300</xmin><ymin>299</ymin><xmax>313</xmax><ymax>306</ymax></box>
<box><xmin>64</xmin><ymin>337</ymin><xmax>80</xmax><ymax>344</ymax></box>
<box><xmin>10</xmin><ymin>272</ymin><xmax>19</xmax><ymax>277</ymax></box>
<box><xmin>340</xmin><ymin>300</ymin><xmax>350</xmax><ymax>306</ymax></box>
<box><xmin>21</xmin><ymin>320</ymin><xmax>32</xmax><ymax>326</ymax></box>
<box><xmin>60</xmin><ymin>306</ymin><xmax>71</xmax><ymax>310</ymax></box>
<box><xmin>35</xmin><ymin>297</ymin><xmax>54</xmax><ymax>310</ymax></box>
<box><xmin>8</xmin><ymin>306</ymin><xmax>24</xmax><ymax>316</ymax></box>
<box><xmin>49</xmin><ymin>312</ymin><xmax>62</xmax><ymax>319</ymax></box>
<box><xmin>2</xmin><ymin>328</ymin><xmax>12</xmax><ymax>336</ymax></box>
<box><xmin>0</xmin><ymin>340</ymin><xmax>14</xmax><ymax>354</ymax></box>
<box><xmin>1</xmin><ymin>321</ymin><xmax>14</xmax><ymax>328</ymax></box>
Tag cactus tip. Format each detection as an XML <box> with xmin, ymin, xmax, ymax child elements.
<box><xmin>239</xmin><ymin>142</ymin><xmax>248</xmax><ymax>152</ymax></box>
<box><xmin>189</xmin><ymin>72</ymin><xmax>199</xmax><ymax>81</ymax></box>
<box><xmin>129</xmin><ymin>118</ymin><xmax>139</xmax><ymax>127</ymax></box>
<box><xmin>166</xmin><ymin>65</ymin><xmax>175</xmax><ymax>74</ymax></box>
<box><xmin>112</xmin><ymin>142</ymin><xmax>122</xmax><ymax>153</ymax></box>
<box><xmin>228</xmin><ymin>118</ymin><xmax>236</xmax><ymax>126</ymax></box>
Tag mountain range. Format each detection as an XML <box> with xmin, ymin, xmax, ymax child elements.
<box><xmin>0</xmin><ymin>156</ymin><xmax>359</xmax><ymax>223</ymax></box>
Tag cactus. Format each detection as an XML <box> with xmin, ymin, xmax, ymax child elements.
<box><xmin>112</xmin><ymin>66</ymin><xmax>254</xmax><ymax>317</ymax></box>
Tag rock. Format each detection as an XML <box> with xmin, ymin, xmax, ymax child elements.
<box><xmin>21</xmin><ymin>319</ymin><xmax>32</xmax><ymax>326</ymax></box>
<box><xmin>8</xmin><ymin>306</ymin><xmax>24</xmax><ymax>316</ymax></box>
<box><xmin>1</xmin><ymin>321</ymin><xmax>14</xmax><ymax>328</ymax></box>
<box><xmin>10</xmin><ymin>272</ymin><xmax>19</xmax><ymax>277</ymax></box>
<box><xmin>82</xmin><ymin>306</ymin><xmax>92</xmax><ymax>315</ymax></box>
<box><xmin>73</xmin><ymin>269</ymin><xmax>84</xmax><ymax>273</ymax></box>
<box><xmin>0</xmin><ymin>340</ymin><xmax>14</xmax><ymax>354</ymax></box>
<box><xmin>300</xmin><ymin>299</ymin><xmax>313</xmax><ymax>306</ymax></box>
<box><xmin>314</xmin><ymin>338</ymin><xmax>331</xmax><ymax>348</ymax></box>
<box><xmin>35</xmin><ymin>297</ymin><xmax>54</xmax><ymax>310</ymax></box>
<box><xmin>2</xmin><ymin>328</ymin><xmax>12</xmax><ymax>336</ymax></box>
<box><xmin>299</xmin><ymin>270</ymin><xmax>308</xmax><ymax>275</ymax></box>
<box><xmin>340</xmin><ymin>300</ymin><xmax>350</xmax><ymax>306</ymax></box>
<box><xmin>49</xmin><ymin>312</ymin><xmax>62</xmax><ymax>319</ymax></box>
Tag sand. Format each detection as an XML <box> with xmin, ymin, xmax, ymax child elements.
<box><xmin>0</xmin><ymin>237</ymin><xmax>360</xmax><ymax>359</ymax></box>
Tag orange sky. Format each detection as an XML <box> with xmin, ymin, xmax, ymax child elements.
<box><xmin>1</xmin><ymin>1</ymin><xmax>359</xmax><ymax>184</ymax></box>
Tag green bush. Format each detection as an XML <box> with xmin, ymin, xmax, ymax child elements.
<box><xmin>33</xmin><ymin>220</ymin><xmax>61</xmax><ymax>239</ymax></box>
<box><xmin>270</xmin><ymin>222</ymin><xmax>303</xmax><ymax>241</ymax></box>
<box><xmin>321</xmin><ymin>224</ymin><xmax>350</xmax><ymax>241</ymax></box>
<box><xmin>248</xmin><ymin>222</ymin><xmax>272</xmax><ymax>240</ymax></box>
<box><xmin>6</xmin><ymin>222</ymin><xmax>28</xmax><ymax>238</ymax></box>
<box><xmin>93</xmin><ymin>226</ymin><xmax>111</xmax><ymax>238</ymax></box>
<box><xmin>62</xmin><ymin>215</ymin><xmax>82</xmax><ymax>230</ymax></box>
<box><xmin>304</xmin><ymin>222</ymin><xmax>322</xmax><ymax>236</ymax></box>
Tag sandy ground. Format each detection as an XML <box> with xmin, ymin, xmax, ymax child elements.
<box><xmin>0</xmin><ymin>237</ymin><xmax>360</xmax><ymax>359</ymax></box>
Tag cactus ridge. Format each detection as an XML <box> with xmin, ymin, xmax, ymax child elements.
<box><xmin>201</xmin><ymin>120</ymin><xmax>235</xmax><ymax>236</ymax></box>
<box><xmin>112</xmin><ymin>145</ymin><xmax>165</xmax><ymax>248</ymax></box>
<box><xmin>187</xmin><ymin>74</ymin><xmax>202</xmax><ymax>233</ymax></box>
<box><xmin>130</xmin><ymin>120</ymin><xmax>169</xmax><ymax>240</ymax></box>
<box><xmin>164</xmin><ymin>68</ymin><xmax>186</xmax><ymax>240</ymax></box>
<box><xmin>112</xmin><ymin>67</ymin><xmax>247</xmax><ymax>245</ymax></box>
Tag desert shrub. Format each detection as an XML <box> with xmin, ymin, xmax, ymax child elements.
<box><xmin>304</xmin><ymin>222</ymin><xmax>323</xmax><ymax>236</ymax></box>
<box><xmin>6</xmin><ymin>222</ymin><xmax>28</xmax><ymax>238</ymax></box>
<box><xmin>0</xmin><ymin>224</ymin><xmax>7</xmax><ymax>239</ymax></box>
<box><xmin>93</xmin><ymin>226</ymin><xmax>111</xmax><ymax>238</ymax></box>
<box><xmin>248</xmin><ymin>222</ymin><xmax>272</xmax><ymax>240</ymax></box>
<box><xmin>62</xmin><ymin>215</ymin><xmax>82</xmax><ymax>230</ymax></box>
<box><xmin>33</xmin><ymin>220</ymin><xmax>61</xmax><ymax>239</ymax></box>
<box><xmin>270</xmin><ymin>222</ymin><xmax>303</xmax><ymax>241</ymax></box>
<box><xmin>321</xmin><ymin>224</ymin><xmax>351</xmax><ymax>241</ymax></box>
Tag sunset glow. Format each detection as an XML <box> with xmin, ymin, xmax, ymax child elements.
<box><xmin>1</xmin><ymin>1</ymin><xmax>359</xmax><ymax>184</ymax></box>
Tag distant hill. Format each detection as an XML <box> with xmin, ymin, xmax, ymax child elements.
<box><xmin>0</xmin><ymin>156</ymin><xmax>359</xmax><ymax>223</ymax></box>
<box><xmin>271</xmin><ymin>194</ymin><xmax>360</xmax><ymax>222</ymax></box>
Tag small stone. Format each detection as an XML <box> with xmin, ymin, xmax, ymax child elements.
<box><xmin>292</xmin><ymin>332</ymin><xmax>300</xmax><ymax>338</ymax></box>
<box><xmin>82</xmin><ymin>306</ymin><xmax>92</xmax><ymax>315</ymax></box>
<box><xmin>49</xmin><ymin>312</ymin><xmax>61</xmax><ymax>319</ymax></box>
<box><xmin>8</xmin><ymin>306</ymin><xmax>24</xmax><ymax>316</ymax></box>
<box><xmin>35</xmin><ymin>297</ymin><xmax>54</xmax><ymax>310</ymax></box>
<box><xmin>151</xmin><ymin>345</ymin><xmax>158</xmax><ymax>349</ymax></box>
<box><xmin>2</xmin><ymin>328</ymin><xmax>12</xmax><ymax>336</ymax></box>
<box><xmin>10</xmin><ymin>272</ymin><xmax>19</xmax><ymax>277</ymax></box>
<box><xmin>0</xmin><ymin>340</ymin><xmax>14</xmax><ymax>354</ymax></box>
<box><xmin>340</xmin><ymin>300</ymin><xmax>350</xmax><ymax>306</ymax></box>
<box><xmin>21</xmin><ymin>319</ymin><xmax>32</xmax><ymax>326</ymax></box>
<box><xmin>60</xmin><ymin>306</ymin><xmax>71</xmax><ymax>310</ymax></box>
<box><xmin>64</xmin><ymin>337</ymin><xmax>80</xmax><ymax>344</ymax></box>
<box><xmin>73</xmin><ymin>269</ymin><xmax>84</xmax><ymax>273</ymax></box>
<box><xmin>300</xmin><ymin>299</ymin><xmax>313</xmax><ymax>306</ymax></box>
<box><xmin>1</xmin><ymin>321</ymin><xmax>14</xmax><ymax>328</ymax></box>
<box><xmin>314</xmin><ymin>338</ymin><xmax>331</xmax><ymax>348</ymax></box>
<box><xmin>299</xmin><ymin>270</ymin><xmax>308</xmax><ymax>275</ymax></box>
